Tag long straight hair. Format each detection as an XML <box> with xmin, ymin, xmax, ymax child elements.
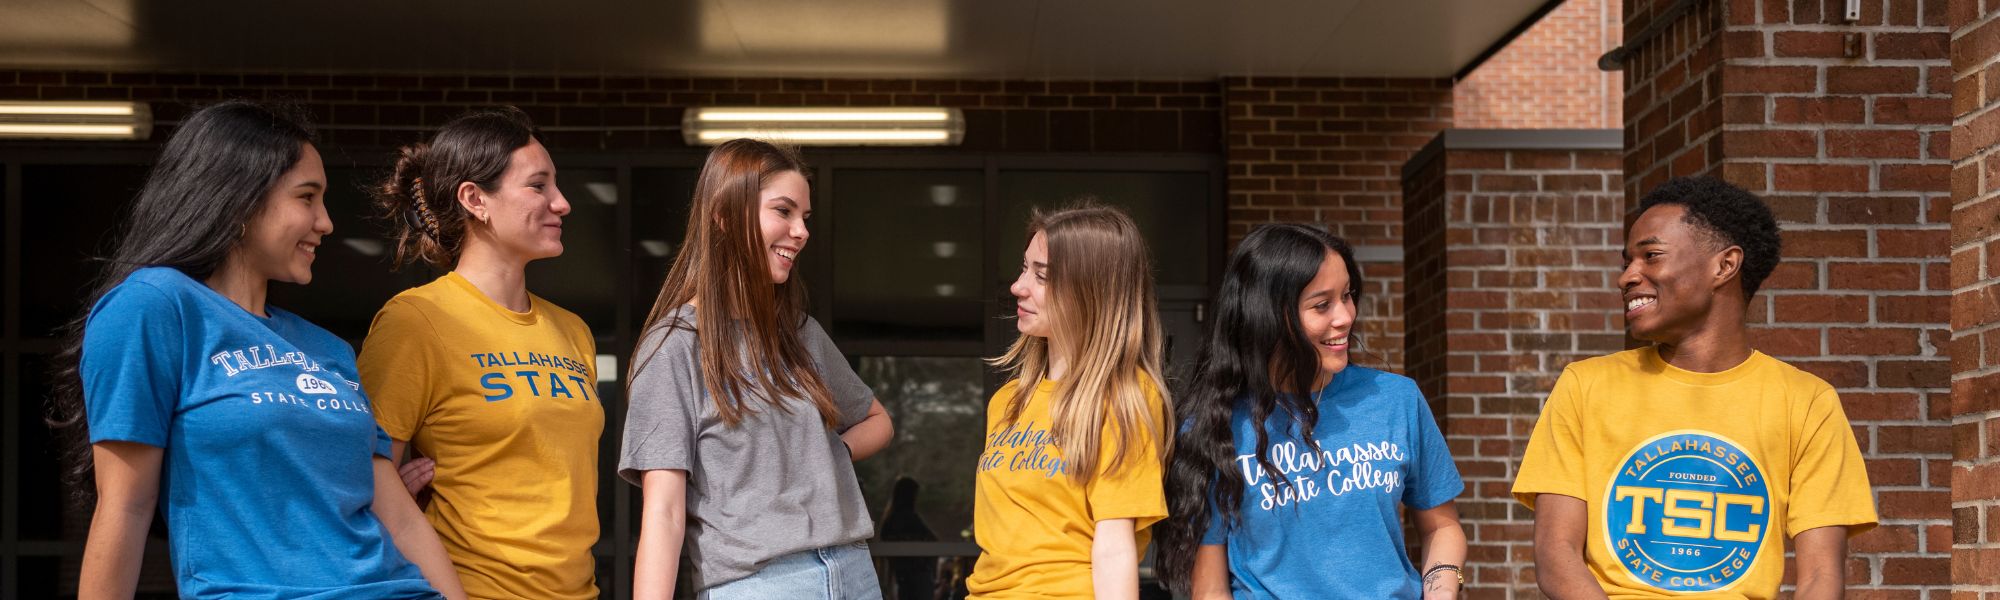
<box><xmin>1154</xmin><ymin>223</ymin><xmax>1364</xmax><ymax>593</ymax></box>
<box><xmin>45</xmin><ymin>101</ymin><xmax>317</xmax><ymax>503</ymax></box>
<box><xmin>632</xmin><ymin>139</ymin><xmax>840</xmax><ymax>427</ymax></box>
<box><xmin>989</xmin><ymin>204</ymin><xmax>1172</xmax><ymax>485</ymax></box>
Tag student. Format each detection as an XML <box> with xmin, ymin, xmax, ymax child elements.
<box><xmin>1514</xmin><ymin>177</ymin><xmax>1877</xmax><ymax>599</ymax></box>
<box><xmin>1154</xmin><ymin>223</ymin><xmax>1466</xmax><ymax>600</ymax></box>
<box><xmin>359</xmin><ymin>107</ymin><xmax>601</xmax><ymax>599</ymax></box>
<box><xmin>967</xmin><ymin>204</ymin><xmax>1173</xmax><ymax>599</ymax></box>
<box><xmin>619</xmin><ymin>138</ymin><xmax>894</xmax><ymax>600</ymax></box>
<box><xmin>51</xmin><ymin>101</ymin><xmax>464</xmax><ymax>599</ymax></box>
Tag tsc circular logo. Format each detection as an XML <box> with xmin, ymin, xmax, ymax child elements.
<box><xmin>1603</xmin><ymin>431</ymin><xmax>1769</xmax><ymax>593</ymax></box>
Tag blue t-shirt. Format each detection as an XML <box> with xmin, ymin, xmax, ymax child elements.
<box><xmin>1200</xmin><ymin>366</ymin><xmax>1463</xmax><ymax>600</ymax></box>
<box><xmin>81</xmin><ymin>267</ymin><xmax>438</xmax><ymax>600</ymax></box>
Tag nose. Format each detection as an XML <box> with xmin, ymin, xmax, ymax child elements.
<box><xmin>791</xmin><ymin>215</ymin><xmax>810</xmax><ymax>245</ymax></box>
<box><xmin>549</xmin><ymin>185</ymin><xmax>572</xmax><ymax>217</ymax></box>
<box><xmin>313</xmin><ymin>198</ymin><xmax>334</xmax><ymax>235</ymax></box>
<box><xmin>1618</xmin><ymin>258</ymin><xmax>1642</xmax><ymax>291</ymax></box>
<box><xmin>1009</xmin><ymin>271</ymin><xmax>1031</xmax><ymax>300</ymax></box>
<box><xmin>1331</xmin><ymin>296</ymin><xmax>1356</xmax><ymax>331</ymax></box>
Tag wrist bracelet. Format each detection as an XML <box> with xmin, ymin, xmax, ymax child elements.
<box><xmin>1423</xmin><ymin>564</ymin><xmax>1464</xmax><ymax>591</ymax></box>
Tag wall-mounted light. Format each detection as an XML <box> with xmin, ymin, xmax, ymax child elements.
<box><xmin>683</xmin><ymin>107</ymin><xmax>963</xmax><ymax>146</ymax></box>
<box><xmin>0</xmin><ymin>101</ymin><xmax>152</xmax><ymax>140</ymax></box>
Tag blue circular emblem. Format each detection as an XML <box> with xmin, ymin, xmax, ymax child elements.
<box><xmin>1603</xmin><ymin>431</ymin><xmax>1769</xmax><ymax>593</ymax></box>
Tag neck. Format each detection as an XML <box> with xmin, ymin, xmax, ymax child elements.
<box><xmin>1045</xmin><ymin>341</ymin><xmax>1068</xmax><ymax>382</ymax></box>
<box><xmin>1655</xmin><ymin>314</ymin><xmax>1751</xmax><ymax>373</ymax></box>
<box><xmin>204</xmin><ymin>260</ymin><xmax>269</xmax><ymax>318</ymax></box>
<box><xmin>455</xmin><ymin>239</ymin><xmax>532</xmax><ymax>312</ymax></box>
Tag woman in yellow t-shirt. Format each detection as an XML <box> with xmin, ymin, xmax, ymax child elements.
<box><xmin>968</xmin><ymin>204</ymin><xmax>1174</xmax><ymax>599</ymax></box>
<box><xmin>357</xmin><ymin>107</ymin><xmax>602</xmax><ymax>600</ymax></box>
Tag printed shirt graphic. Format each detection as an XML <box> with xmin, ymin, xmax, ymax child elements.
<box><xmin>81</xmin><ymin>267</ymin><xmax>437</xmax><ymax>599</ymax></box>
<box><xmin>360</xmin><ymin>271</ymin><xmax>603</xmax><ymax>600</ymax></box>
<box><xmin>1512</xmin><ymin>348</ymin><xmax>1877</xmax><ymax>599</ymax></box>
<box><xmin>1199</xmin><ymin>366</ymin><xmax>1462</xmax><ymax>600</ymax></box>
<box><xmin>967</xmin><ymin>377</ymin><xmax>1169</xmax><ymax>599</ymax></box>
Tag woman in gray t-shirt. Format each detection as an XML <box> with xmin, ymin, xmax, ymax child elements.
<box><xmin>618</xmin><ymin>139</ymin><xmax>894</xmax><ymax>600</ymax></box>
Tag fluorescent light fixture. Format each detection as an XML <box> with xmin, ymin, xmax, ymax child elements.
<box><xmin>683</xmin><ymin>107</ymin><xmax>963</xmax><ymax>146</ymax></box>
<box><xmin>0</xmin><ymin>101</ymin><xmax>152</xmax><ymax>140</ymax></box>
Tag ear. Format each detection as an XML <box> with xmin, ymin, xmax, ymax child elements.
<box><xmin>456</xmin><ymin>181</ymin><xmax>487</xmax><ymax>222</ymax></box>
<box><xmin>1712</xmin><ymin>245</ymin><xmax>1744</xmax><ymax>293</ymax></box>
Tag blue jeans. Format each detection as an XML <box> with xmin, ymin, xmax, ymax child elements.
<box><xmin>698</xmin><ymin>542</ymin><xmax>883</xmax><ymax>600</ymax></box>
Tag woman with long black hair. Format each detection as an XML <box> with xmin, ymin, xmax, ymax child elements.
<box><xmin>1154</xmin><ymin>224</ymin><xmax>1465</xmax><ymax>599</ymax></box>
<box><xmin>46</xmin><ymin>100</ymin><xmax>465</xmax><ymax>599</ymax></box>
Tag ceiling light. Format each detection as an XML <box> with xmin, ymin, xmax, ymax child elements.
<box><xmin>683</xmin><ymin>107</ymin><xmax>963</xmax><ymax>146</ymax></box>
<box><xmin>0</xmin><ymin>101</ymin><xmax>152</xmax><ymax>140</ymax></box>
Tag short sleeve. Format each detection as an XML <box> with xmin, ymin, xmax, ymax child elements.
<box><xmin>1512</xmin><ymin>367</ymin><xmax>1589</xmax><ymax>510</ymax></box>
<box><xmin>617</xmin><ymin>326</ymin><xmax>704</xmax><ymax>486</ymax></box>
<box><xmin>1200</xmin><ymin>489</ymin><xmax>1229</xmax><ymax>546</ymax></box>
<box><xmin>1086</xmin><ymin>382</ymin><xmax>1169</xmax><ymax>530</ymax></box>
<box><xmin>1403</xmin><ymin>391</ymin><xmax>1464</xmax><ymax>510</ymax></box>
<box><xmin>356</xmin><ymin>298</ymin><xmax>437</xmax><ymax>442</ymax></box>
<box><xmin>80</xmin><ymin>282</ymin><xmax>185</xmax><ymax>447</ymax></box>
<box><xmin>1785</xmin><ymin>387</ymin><xmax>1878</xmax><ymax>537</ymax></box>
<box><xmin>801</xmin><ymin>317</ymin><xmax>873</xmax><ymax>429</ymax></box>
<box><xmin>372</xmin><ymin>424</ymin><xmax>396</xmax><ymax>459</ymax></box>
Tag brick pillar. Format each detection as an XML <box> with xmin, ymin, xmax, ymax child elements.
<box><xmin>1403</xmin><ymin>129</ymin><xmax>1625</xmax><ymax>599</ymax></box>
<box><xmin>1619</xmin><ymin>0</ymin><xmax>1955</xmax><ymax>592</ymax></box>
<box><xmin>1951</xmin><ymin>3</ymin><xmax>2000</xmax><ymax>596</ymax></box>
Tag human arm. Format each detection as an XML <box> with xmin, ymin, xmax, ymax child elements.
<box><xmin>1414</xmin><ymin>501</ymin><xmax>1466</xmax><ymax>600</ymax></box>
<box><xmin>1792</xmin><ymin>525</ymin><xmax>1848</xmax><ymax>599</ymax></box>
<box><xmin>373</xmin><ymin>457</ymin><xmax>465</xmax><ymax>600</ymax></box>
<box><xmin>78</xmin><ymin>442</ymin><xmax>161</xmax><ymax>599</ymax></box>
<box><xmin>1189</xmin><ymin>544</ymin><xmax>1232</xmax><ymax>600</ymax></box>
<box><xmin>1533</xmin><ymin>494</ymin><xmax>1609</xmax><ymax>600</ymax></box>
<box><xmin>633</xmin><ymin>469</ymin><xmax>689</xmax><ymax>600</ymax></box>
<box><xmin>840</xmin><ymin>398</ymin><xmax>892</xmax><ymax>460</ymax></box>
<box><xmin>388</xmin><ymin>440</ymin><xmax>435</xmax><ymax>499</ymax></box>
<box><xmin>1091</xmin><ymin>518</ymin><xmax>1140</xmax><ymax>600</ymax></box>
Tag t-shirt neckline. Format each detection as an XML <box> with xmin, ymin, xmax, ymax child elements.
<box><xmin>445</xmin><ymin>270</ymin><xmax>540</xmax><ymax>326</ymax></box>
<box><xmin>1643</xmin><ymin>346</ymin><xmax>1766</xmax><ymax>386</ymax></box>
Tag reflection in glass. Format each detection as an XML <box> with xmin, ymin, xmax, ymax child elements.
<box><xmin>995</xmin><ymin>171</ymin><xmax>1210</xmax><ymax>287</ymax></box>
<box><xmin>833</xmin><ymin>171</ymin><xmax>985</xmax><ymax>343</ymax></box>
<box><xmin>851</xmin><ymin>356</ymin><xmax>986</xmax><ymax>543</ymax></box>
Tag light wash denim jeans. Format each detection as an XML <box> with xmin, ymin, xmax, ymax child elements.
<box><xmin>697</xmin><ymin>541</ymin><xmax>883</xmax><ymax>600</ymax></box>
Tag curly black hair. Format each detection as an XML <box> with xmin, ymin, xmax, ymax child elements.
<box><xmin>1635</xmin><ymin>176</ymin><xmax>1782</xmax><ymax>299</ymax></box>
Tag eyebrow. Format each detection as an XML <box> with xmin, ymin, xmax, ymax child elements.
<box><xmin>1030</xmin><ymin>260</ymin><xmax>1048</xmax><ymax>270</ymax></box>
<box><xmin>294</xmin><ymin>181</ymin><xmax>325</xmax><ymax>191</ymax></box>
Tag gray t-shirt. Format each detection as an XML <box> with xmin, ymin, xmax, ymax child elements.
<box><xmin>617</xmin><ymin>306</ymin><xmax>876</xmax><ymax>590</ymax></box>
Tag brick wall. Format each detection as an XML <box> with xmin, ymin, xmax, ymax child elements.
<box><xmin>0</xmin><ymin>71</ymin><xmax>1225</xmax><ymax>154</ymax></box>
<box><xmin>1624</xmin><ymin>0</ymin><xmax>1954</xmax><ymax>594</ymax></box>
<box><xmin>1224</xmin><ymin>76</ymin><xmax>1454</xmax><ymax>372</ymax></box>
<box><xmin>1402</xmin><ymin>131</ymin><xmax>1625</xmax><ymax>598</ymax></box>
<box><xmin>1950</xmin><ymin>2</ymin><xmax>2000</xmax><ymax>596</ymax></box>
<box><xmin>1456</xmin><ymin>0</ymin><xmax>1625</xmax><ymax>129</ymax></box>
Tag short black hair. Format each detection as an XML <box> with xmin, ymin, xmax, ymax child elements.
<box><xmin>1635</xmin><ymin>176</ymin><xmax>1782</xmax><ymax>299</ymax></box>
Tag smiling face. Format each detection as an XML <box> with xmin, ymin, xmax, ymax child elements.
<box><xmin>758</xmin><ymin>170</ymin><xmax>811</xmax><ymax>284</ymax></box>
<box><xmin>471</xmin><ymin>139</ymin><xmax>569</xmax><ymax>261</ymax></box>
<box><xmin>1621</xmin><ymin>204</ymin><xmax>1726</xmax><ymax>344</ymax></box>
<box><xmin>1297</xmin><ymin>250</ymin><xmax>1357</xmax><ymax>380</ymax></box>
<box><xmin>1010</xmin><ymin>231</ymin><xmax>1052</xmax><ymax>339</ymax></box>
<box><xmin>238</xmin><ymin>143</ymin><xmax>331</xmax><ymax>285</ymax></box>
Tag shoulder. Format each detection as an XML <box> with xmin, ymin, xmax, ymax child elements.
<box><xmin>637</xmin><ymin>317</ymin><xmax>701</xmax><ymax>362</ymax></box>
<box><xmin>532</xmin><ymin>295</ymin><xmax>594</xmax><ymax>338</ymax></box>
<box><xmin>90</xmin><ymin>268</ymin><xmax>194</xmax><ymax>323</ymax></box>
<box><xmin>1751</xmin><ymin>352</ymin><xmax>1838</xmax><ymax>400</ymax></box>
<box><xmin>1565</xmin><ymin>348</ymin><xmax>1650</xmax><ymax>376</ymax></box>
<box><xmin>271</xmin><ymin>307</ymin><xmax>354</xmax><ymax>359</ymax></box>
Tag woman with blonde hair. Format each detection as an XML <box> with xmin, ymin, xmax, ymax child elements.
<box><xmin>968</xmin><ymin>204</ymin><xmax>1173</xmax><ymax>599</ymax></box>
<box><xmin>619</xmin><ymin>138</ymin><xmax>894</xmax><ymax>599</ymax></box>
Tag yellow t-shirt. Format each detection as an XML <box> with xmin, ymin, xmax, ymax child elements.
<box><xmin>358</xmin><ymin>272</ymin><xmax>602</xmax><ymax>600</ymax></box>
<box><xmin>1512</xmin><ymin>347</ymin><xmax>1876</xmax><ymax>599</ymax></box>
<box><xmin>967</xmin><ymin>377</ymin><xmax>1169</xmax><ymax>599</ymax></box>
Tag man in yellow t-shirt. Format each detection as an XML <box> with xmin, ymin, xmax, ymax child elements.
<box><xmin>1513</xmin><ymin>177</ymin><xmax>1876</xmax><ymax>600</ymax></box>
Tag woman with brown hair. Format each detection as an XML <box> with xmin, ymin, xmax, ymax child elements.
<box><xmin>359</xmin><ymin>106</ymin><xmax>602</xmax><ymax>599</ymax></box>
<box><xmin>619</xmin><ymin>138</ymin><xmax>893</xmax><ymax>599</ymax></box>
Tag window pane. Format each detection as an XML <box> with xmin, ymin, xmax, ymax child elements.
<box><xmin>525</xmin><ymin>167</ymin><xmax>620</xmax><ymax>337</ymax></box>
<box><xmin>20</xmin><ymin>165</ymin><xmax>148</xmax><ymax>339</ymax></box>
<box><xmin>995</xmin><ymin>170</ymin><xmax>1210</xmax><ymax>290</ymax></box>
<box><xmin>17</xmin><ymin>355</ymin><xmax>75</xmax><ymax>542</ymax></box>
<box><xmin>268</xmin><ymin>167</ymin><xmax>433</xmax><ymax>342</ymax></box>
<box><xmin>832</xmin><ymin>171</ymin><xmax>985</xmax><ymax>343</ymax></box>
<box><xmin>629</xmin><ymin>168</ymin><xmax>697</xmax><ymax>333</ymax></box>
<box><xmin>851</xmin><ymin>356</ymin><xmax>987</xmax><ymax>546</ymax></box>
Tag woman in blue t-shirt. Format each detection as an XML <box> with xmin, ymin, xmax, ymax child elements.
<box><xmin>1155</xmin><ymin>224</ymin><xmax>1467</xmax><ymax>599</ymax></box>
<box><xmin>44</xmin><ymin>101</ymin><xmax>466</xmax><ymax>599</ymax></box>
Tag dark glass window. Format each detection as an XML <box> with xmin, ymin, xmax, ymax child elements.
<box><xmin>831</xmin><ymin>170</ymin><xmax>986</xmax><ymax>343</ymax></box>
<box><xmin>20</xmin><ymin>165</ymin><xmax>147</xmax><ymax>339</ymax></box>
